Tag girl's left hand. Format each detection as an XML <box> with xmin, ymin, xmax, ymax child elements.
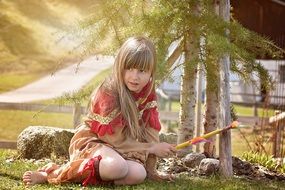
<box><xmin>147</xmin><ymin>170</ymin><xmax>175</xmax><ymax>182</ymax></box>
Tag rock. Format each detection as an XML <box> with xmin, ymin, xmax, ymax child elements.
<box><xmin>232</xmin><ymin>156</ymin><xmax>254</xmax><ymax>175</ymax></box>
<box><xmin>159</xmin><ymin>132</ymin><xmax>177</xmax><ymax>144</ymax></box>
<box><xmin>17</xmin><ymin>126</ymin><xmax>75</xmax><ymax>159</ymax></box>
<box><xmin>199</xmin><ymin>158</ymin><xmax>220</xmax><ymax>175</ymax></box>
<box><xmin>183</xmin><ymin>152</ymin><xmax>206</xmax><ymax>168</ymax></box>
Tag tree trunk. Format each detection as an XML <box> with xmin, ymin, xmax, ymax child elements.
<box><xmin>218</xmin><ymin>0</ymin><xmax>233</xmax><ymax>177</ymax></box>
<box><xmin>203</xmin><ymin>61</ymin><xmax>219</xmax><ymax>157</ymax></box>
<box><xmin>177</xmin><ymin>34</ymin><xmax>199</xmax><ymax>155</ymax></box>
<box><xmin>195</xmin><ymin>61</ymin><xmax>203</xmax><ymax>153</ymax></box>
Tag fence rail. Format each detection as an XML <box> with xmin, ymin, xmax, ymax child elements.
<box><xmin>0</xmin><ymin>102</ymin><xmax>86</xmax><ymax>127</ymax></box>
<box><xmin>0</xmin><ymin>102</ymin><xmax>268</xmax><ymax>149</ymax></box>
<box><xmin>0</xmin><ymin>102</ymin><xmax>85</xmax><ymax>114</ymax></box>
<box><xmin>0</xmin><ymin>141</ymin><xmax>17</xmax><ymax>149</ymax></box>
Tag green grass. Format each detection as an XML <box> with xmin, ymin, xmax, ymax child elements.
<box><xmin>233</xmin><ymin>104</ymin><xmax>275</xmax><ymax>117</ymax></box>
<box><xmin>0</xmin><ymin>73</ymin><xmax>42</xmax><ymax>93</ymax></box>
<box><xmin>231</xmin><ymin>129</ymin><xmax>252</xmax><ymax>156</ymax></box>
<box><xmin>169</xmin><ymin>101</ymin><xmax>275</xmax><ymax>117</ymax></box>
<box><xmin>0</xmin><ymin>149</ymin><xmax>284</xmax><ymax>190</ymax></box>
<box><xmin>0</xmin><ymin>110</ymin><xmax>73</xmax><ymax>141</ymax></box>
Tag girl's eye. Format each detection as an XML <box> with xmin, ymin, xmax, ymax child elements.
<box><xmin>139</xmin><ymin>69</ymin><xmax>145</xmax><ymax>73</ymax></box>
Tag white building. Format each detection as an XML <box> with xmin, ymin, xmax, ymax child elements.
<box><xmin>158</xmin><ymin>59</ymin><xmax>285</xmax><ymax>106</ymax></box>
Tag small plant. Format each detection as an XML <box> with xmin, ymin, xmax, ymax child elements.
<box><xmin>230</xmin><ymin>104</ymin><xmax>238</xmax><ymax>121</ymax></box>
<box><xmin>242</xmin><ymin>151</ymin><xmax>285</xmax><ymax>173</ymax></box>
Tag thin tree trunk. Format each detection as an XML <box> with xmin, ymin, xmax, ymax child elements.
<box><xmin>218</xmin><ymin>0</ymin><xmax>233</xmax><ymax>177</ymax></box>
<box><xmin>203</xmin><ymin>64</ymin><xmax>219</xmax><ymax>157</ymax></box>
<box><xmin>204</xmin><ymin>78</ymin><xmax>219</xmax><ymax>157</ymax></box>
<box><xmin>195</xmin><ymin>62</ymin><xmax>203</xmax><ymax>153</ymax></box>
<box><xmin>177</xmin><ymin>34</ymin><xmax>199</xmax><ymax>155</ymax></box>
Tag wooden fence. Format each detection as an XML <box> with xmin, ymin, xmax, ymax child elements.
<box><xmin>0</xmin><ymin>102</ymin><xmax>267</xmax><ymax>149</ymax></box>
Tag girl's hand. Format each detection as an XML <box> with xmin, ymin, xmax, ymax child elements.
<box><xmin>147</xmin><ymin>170</ymin><xmax>175</xmax><ymax>182</ymax></box>
<box><xmin>37</xmin><ymin>163</ymin><xmax>59</xmax><ymax>174</ymax></box>
<box><xmin>149</xmin><ymin>142</ymin><xmax>176</xmax><ymax>158</ymax></box>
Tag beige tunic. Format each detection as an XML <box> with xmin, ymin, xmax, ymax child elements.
<box><xmin>47</xmin><ymin>123</ymin><xmax>159</xmax><ymax>184</ymax></box>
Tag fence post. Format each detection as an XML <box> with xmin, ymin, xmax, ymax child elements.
<box><xmin>272</xmin><ymin>110</ymin><xmax>281</xmax><ymax>157</ymax></box>
<box><xmin>73</xmin><ymin>102</ymin><xmax>82</xmax><ymax>128</ymax></box>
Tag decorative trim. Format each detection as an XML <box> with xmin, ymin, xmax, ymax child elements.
<box><xmin>139</xmin><ymin>101</ymin><xmax>157</xmax><ymax>119</ymax></box>
<box><xmin>88</xmin><ymin>109</ymin><xmax>119</xmax><ymax>124</ymax></box>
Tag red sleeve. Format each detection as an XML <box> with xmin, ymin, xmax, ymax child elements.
<box><xmin>141</xmin><ymin>91</ymin><xmax>161</xmax><ymax>131</ymax></box>
<box><xmin>85</xmin><ymin>89</ymin><xmax>124</xmax><ymax>136</ymax></box>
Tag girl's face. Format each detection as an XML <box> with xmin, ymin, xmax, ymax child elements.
<box><xmin>124</xmin><ymin>68</ymin><xmax>151</xmax><ymax>93</ymax></box>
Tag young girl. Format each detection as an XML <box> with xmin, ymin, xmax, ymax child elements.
<box><xmin>22</xmin><ymin>36</ymin><xmax>176</xmax><ymax>187</ymax></box>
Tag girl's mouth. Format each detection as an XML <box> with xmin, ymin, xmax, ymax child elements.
<box><xmin>129</xmin><ymin>82</ymin><xmax>139</xmax><ymax>86</ymax></box>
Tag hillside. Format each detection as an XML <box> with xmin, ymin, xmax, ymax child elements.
<box><xmin>0</xmin><ymin>0</ymin><xmax>99</xmax><ymax>74</ymax></box>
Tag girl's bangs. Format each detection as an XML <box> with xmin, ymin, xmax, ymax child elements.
<box><xmin>125</xmin><ymin>50</ymin><xmax>154</xmax><ymax>72</ymax></box>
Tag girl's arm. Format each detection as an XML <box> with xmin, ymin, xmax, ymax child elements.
<box><xmin>144</xmin><ymin>127</ymin><xmax>176</xmax><ymax>181</ymax></box>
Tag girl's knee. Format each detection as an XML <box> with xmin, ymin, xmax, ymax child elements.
<box><xmin>127</xmin><ymin>171</ymin><xmax>146</xmax><ymax>184</ymax></box>
<box><xmin>99</xmin><ymin>157</ymin><xmax>128</xmax><ymax>180</ymax></box>
<box><xmin>123</xmin><ymin>161</ymin><xmax>146</xmax><ymax>185</ymax></box>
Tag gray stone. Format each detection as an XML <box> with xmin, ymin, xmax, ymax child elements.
<box><xmin>17</xmin><ymin>126</ymin><xmax>75</xmax><ymax>159</ymax></box>
<box><xmin>232</xmin><ymin>156</ymin><xmax>254</xmax><ymax>175</ymax></box>
<box><xmin>199</xmin><ymin>158</ymin><xmax>220</xmax><ymax>175</ymax></box>
<box><xmin>183</xmin><ymin>152</ymin><xmax>206</xmax><ymax>168</ymax></box>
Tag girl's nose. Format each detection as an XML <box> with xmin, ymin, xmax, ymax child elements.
<box><xmin>131</xmin><ymin>69</ymin><xmax>139</xmax><ymax>79</ymax></box>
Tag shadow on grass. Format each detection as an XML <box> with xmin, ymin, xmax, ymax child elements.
<box><xmin>0</xmin><ymin>172</ymin><xmax>22</xmax><ymax>181</ymax></box>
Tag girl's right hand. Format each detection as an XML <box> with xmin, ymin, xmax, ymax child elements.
<box><xmin>147</xmin><ymin>170</ymin><xmax>175</xmax><ymax>182</ymax></box>
<box><xmin>149</xmin><ymin>142</ymin><xmax>176</xmax><ymax>158</ymax></box>
<box><xmin>37</xmin><ymin>163</ymin><xmax>59</xmax><ymax>174</ymax></box>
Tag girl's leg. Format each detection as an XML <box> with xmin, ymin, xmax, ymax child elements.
<box><xmin>93</xmin><ymin>146</ymin><xmax>146</xmax><ymax>185</ymax></box>
<box><xmin>23</xmin><ymin>162</ymin><xmax>59</xmax><ymax>186</ymax></box>
<box><xmin>91</xmin><ymin>145</ymin><xmax>128</xmax><ymax>181</ymax></box>
<box><xmin>114</xmin><ymin>160</ymin><xmax>146</xmax><ymax>185</ymax></box>
<box><xmin>23</xmin><ymin>145</ymin><xmax>144</xmax><ymax>186</ymax></box>
<box><xmin>22</xmin><ymin>171</ymin><xmax>47</xmax><ymax>186</ymax></box>
<box><xmin>22</xmin><ymin>168</ymin><xmax>58</xmax><ymax>186</ymax></box>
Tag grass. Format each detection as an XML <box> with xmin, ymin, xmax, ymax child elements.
<box><xmin>231</xmin><ymin>129</ymin><xmax>252</xmax><ymax>156</ymax></box>
<box><xmin>0</xmin><ymin>73</ymin><xmax>42</xmax><ymax>93</ymax></box>
<box><xmin>0</xmin><ymin>110</ymin><xmax>73</xmax><ymax>141</ymax></box>
<box><xmin>0</xmin><ymin>149</ymin><xmax>284</xmax><ymax>190</ymax></box>
<box><xmin>170</xmin><ymin>101</ymin><xmax>275</xmax><ymax>117</ymax></box>
<box><xmin>233</xmin><ymin>104</ymin><xmax>275</xmax><ymax>117</ymax></box>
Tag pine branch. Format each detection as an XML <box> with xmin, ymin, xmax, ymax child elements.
<box><xmin>166</xmin><ymin>41</ymin><xmax>183</xmax><ymax>67</ymax></box>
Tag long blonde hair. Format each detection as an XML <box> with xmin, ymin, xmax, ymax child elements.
<box><xmin>113</xmin><ymin>36</ymin><xmax>157</xmax><ymax>139</ymax></box>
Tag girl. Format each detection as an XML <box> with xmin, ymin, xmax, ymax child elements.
<box><xmin>22</xmin><ymin>36</ymin><xmax>176</xmax><ymax>187</ymax></box>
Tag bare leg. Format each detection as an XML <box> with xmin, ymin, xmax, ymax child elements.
<box><xmin>92</xmin><ymin>146</ymin><xmax>146</xmax><ymax>185</ymax></box>
<box><xmin>114</xmin><ymin>160</ymin><xmax>146</xmax><ymax>185</ymax></box>
<box><xmin>22</xmin><ymin>145</ymin><xmax>145</xmax><ymax>186</ymax></box>
<box><xmin>22</xmin><ymin>165</ymin><xmax>59</xmax><ymax>186</ymax></box>
<box><xmin>90</xmin><ymin>145</ymin><xmax>129</xmax><ymax>181</ymax></box>
<box><xmin>22</xmin><ymin>171</ymin><xmax>47</xmax><ymax>186</ymax></box>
